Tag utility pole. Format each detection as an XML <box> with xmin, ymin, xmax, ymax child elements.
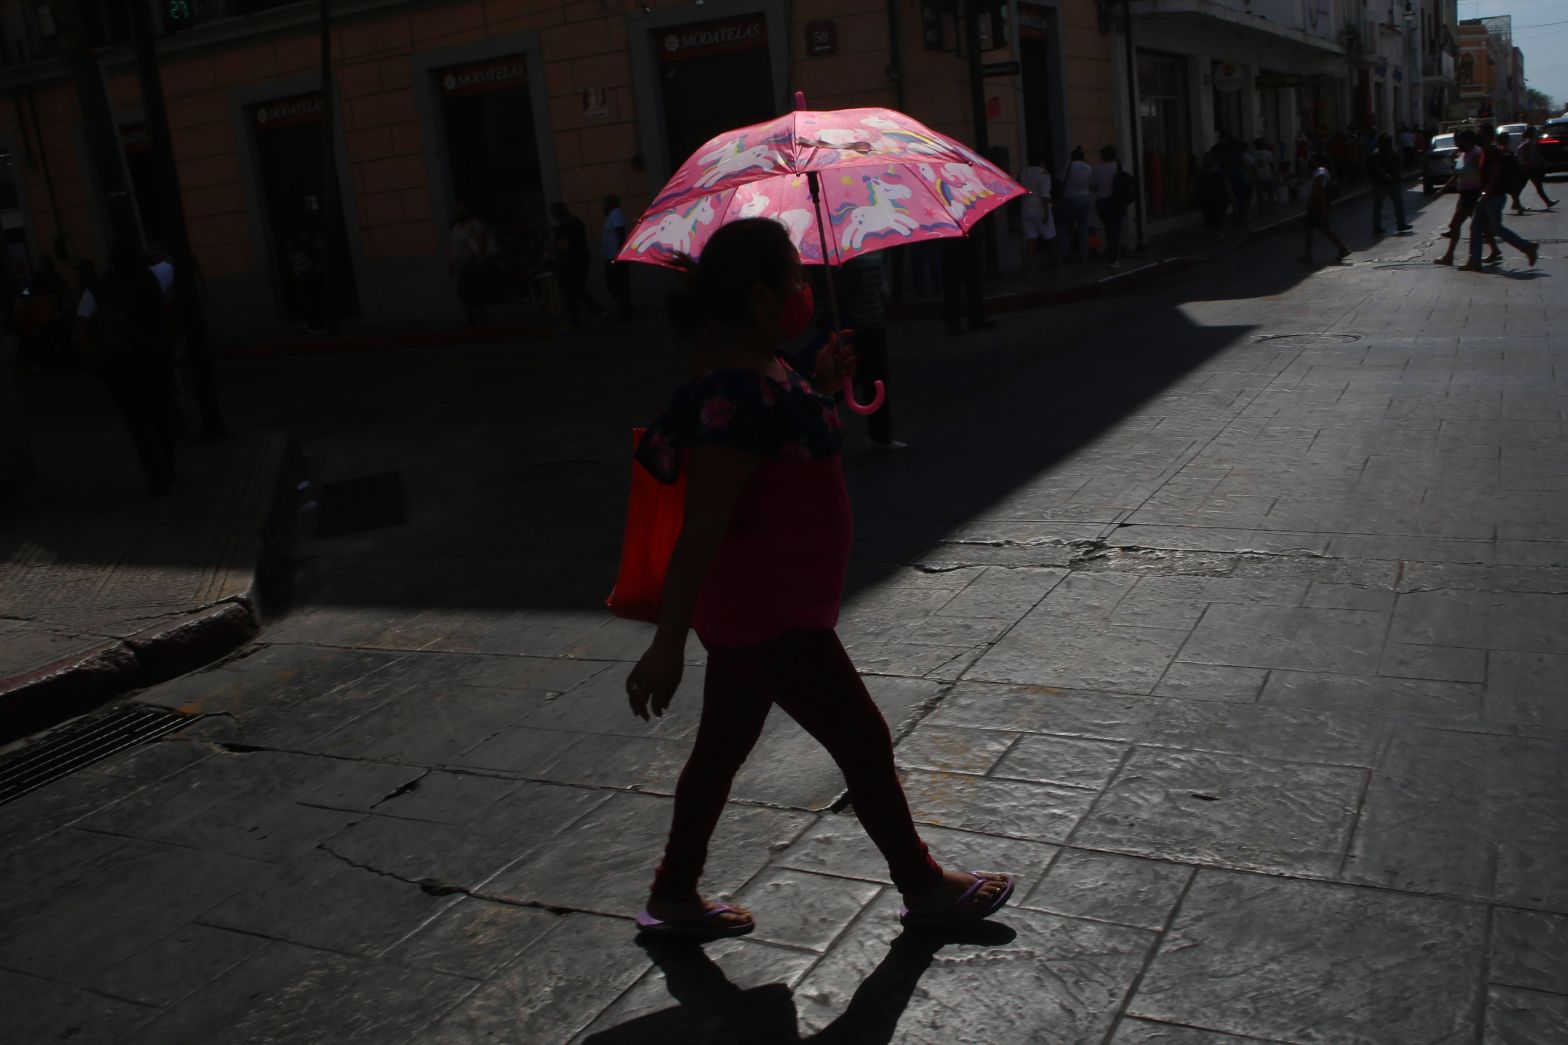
<box><xmin>319</xmin><ymin>0</ymin><xmax>342</xmax><ymax>336</ymax></box>
<box><xmin>128</xmin><ymin>0</ymin><xmax>226</xmax><ymax>440</ymax></box>
<box><xmin>1124</xmin><ymin>0</ymin><xmax>1146</xmax><ymax>252</ymax></box>
<box><xmin>54</xmin><ymin>0</ymin><xmax>139</xmax><ymax>247</ymax></box>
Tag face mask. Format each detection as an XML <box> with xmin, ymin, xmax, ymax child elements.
<box><xmin>777</xmin><ymin>283</ymin><xmax>814</xmax><ymax>339</ymax></box>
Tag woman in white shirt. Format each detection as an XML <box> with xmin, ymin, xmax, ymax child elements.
<box><xmin>1019</xmin><ymin>156</ymin><xmax>1059</xmax><ymax>270</ymax></box>
<box><xmin>1090</xmin><ymin>144</ymin><xmax>1127</xmax><ymax>268</ymax></box>
<box><xmin>1058</xmin><ymin>146</ymin><xmax>1094</xmax><ymax>263</ymax></box>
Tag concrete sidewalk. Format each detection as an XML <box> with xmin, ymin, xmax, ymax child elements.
<box><xmin>0</xmin><ymin>378</ymin><xmax>294</xmax><ymax>743</ymax></box>
<box><xmin>1</xmin><ymin>181</ymin><xmax>1565</xmax><ymax>1043</ymax></box>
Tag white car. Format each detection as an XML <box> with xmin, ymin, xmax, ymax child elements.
<box><xmin>1423</xmin><ymin>133</ymin><xmax>1459</xmax><ymax>194</ymax></box>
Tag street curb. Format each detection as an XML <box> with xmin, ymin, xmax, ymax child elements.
<box><xmin>888</xmin><ymin>255</ymin><xmax>1210</xmax><ymax>322</ymax></box>
<box><xmin>0</xmin><ymin>435</ymin><xmax>300</xmax><ymax>744</ymax></box>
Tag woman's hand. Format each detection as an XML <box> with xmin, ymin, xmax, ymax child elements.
<box><xmin>627</xmin><ymin>637</ymin><xmax>684</xmax><ymax>721</ymax></box>
<box><xmin>814</xmin><ymin>329</ymin><xmax>857</xmax><ymax>395</ymax></box>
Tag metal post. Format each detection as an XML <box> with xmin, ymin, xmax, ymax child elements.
<box><xmin>129</xmin><ymin>0</ymin><xmax>226</xmax><ymax>440</ymax></box>
<box><xmin>55</xmin><ymin>0</ymin><xmax>139</xmax><ymax>247</ymax></box>
<box><xmin>319</xmin><ymin>0</ymin><xmax>342</xmax><ymax>335</ymax></box>
<box><xmin>1124</xmin><ymin>0</ymin><xmax>1145</xmax><ymax>251</ymax></box>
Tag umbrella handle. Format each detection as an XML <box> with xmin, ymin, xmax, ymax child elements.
<box><xmin>845</xmin><ymin>379</ymin><xmax>885</xmax><ymax>416</ymax></box>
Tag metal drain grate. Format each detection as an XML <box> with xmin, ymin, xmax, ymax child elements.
<box><xmin>316</xmin><ymin>470</ymin><xmax>407</xmax><ymax>538</ymax></box>
<box><xmin>0</xmin><ymin>705</ymin><xmax>196</xmax><ymax>806</ymax></box>
<box><xmin>1253</xmin><ymin>333</ymin><xmax>1362</xmax><ymax>347</ymax></box>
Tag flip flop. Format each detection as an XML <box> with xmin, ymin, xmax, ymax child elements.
<box><xmin>899</xmin><ymin>871</ymin><xmax>1015</xmax><ymax>928</ymax></box>
<box><xmin>634</xmin><ymin>904</ymin><xmax>755</xmax><ymax>939</ymax></box>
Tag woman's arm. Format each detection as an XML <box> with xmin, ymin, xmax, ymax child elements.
<box><xmin>627</xmin><ymin>444</ymin><xmax>758</xmax><ymax>719</ymax></box>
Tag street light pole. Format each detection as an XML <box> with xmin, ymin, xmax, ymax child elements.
<box><xmin>54</xmin><ymin>0</ymin><xmax>139</xmax><ymax>247</ymax></box>
<box><xmin>1124</xmin><ymin>0</ymin><xmax>1145</xmax><ymax>252</ymax></box>
<box><xmin>128</xmin><ymin>0</ymin><xmax>227</xmax><ymax>440</ymax></box>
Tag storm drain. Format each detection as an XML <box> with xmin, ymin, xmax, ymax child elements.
<box><xmin>1253</xmin><ymin>333</ymin><xmax>1362</xmax><ymax>348</ymax></box>
<box><xmin>316</xmin><ymin>470</ymin><xmax>407</xmax><ymax>538</ymax></box>
<box><xmin>0</xmin><ymin>705</ymin><xmax>195</xmax><ymax>806</ymax></box>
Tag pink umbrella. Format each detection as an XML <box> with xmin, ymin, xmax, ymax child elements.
<box><xmin>618</xmin><ymin>94</ymin><xmax>1025</xmax><ymax>414</ymax></box>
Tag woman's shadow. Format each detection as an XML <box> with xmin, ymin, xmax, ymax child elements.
<box><xmin>580</xmin><ymin>922</ymin><xmax>1018</xmax><ymax>1045</ymax></box>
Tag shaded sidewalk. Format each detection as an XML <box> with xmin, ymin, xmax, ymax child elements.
<box><xmin>0</xmin><ymin>373</ymin><xmax>294</xmax><ymax>742</ymax></box>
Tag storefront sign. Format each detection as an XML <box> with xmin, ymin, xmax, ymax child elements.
<box><xmin>254</xmin><ymin>94</ymin><xmax>322</xmax><ymax>129</ymax></box>
<box><xmin>581</xmin><ymin>87</ymin><xmax>610</xmax><ymax>120</ymax></box>
<box><xmin>440</xmin><ymin>57</ymin><xmax>528</xmax><ymax>98</ymax></box>
<box><xmin>657</xmin><ymin>15</ymin><xmax>767</xmax><ymax>62</ymax></box>
<box><xmin>804</xmin><ymin>19</ymin><xmax>837</xmax><ymax>57</ymax></box>
<box><xmin>1018</xmin><ymin>2</ymin><xmax>1050</xmax><ymax>40</ymax></box>
<box><xmin>1212</xmin><ymin>62</ymin><xmax>1245</xmax><ymax>94</ymax></box>
<box><xmin>120</xmin><ymin>122</ymin><xmax>150</xmax><ymax>153</ymax></box>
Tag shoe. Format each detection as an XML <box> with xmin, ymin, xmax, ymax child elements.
<box><xmin>1457</xmin><ymin>261</ymin><xmax>1485</xmax><ymax>272</ymax></box>
<box><xmin>1433</xmin><ymin>257</ymin><xmax>1453</xmax><ymax>266</ymax></box>
<box><xmin>1526</xmin><ymin>242</ymin><xmax>1540</xmax><ymax>267</ymax></box>
<box><xmin>635</xmin><ymin>904</ymin><xmax>755</xmax><ymax>940</ymax></box>
<box><xmin>899</xmin><ymin>872</ymin><xmax>1016</xmax><ymax>929</ymax></box>
<box><xmin>1545</xmin><ymin>199</ymin><xmax>1558</xmax><ymax>209</ymax></box>
<box><xmin>1484</xmin><ymin>253</ymin><xmax>1504</xmax><ymax>264</ymax></box>
<box><xmin>1442</xmin><ymin>229</ymin><xmax>1458</xmax><ymax>239</ymax></box>
<box><xmin>1336</xmin><ymin>248</ymin><xmax>1351</xmax><ymax>261</ymax></box>
<box><xmin>871</xmin><ymin>439</ymin><xmax>909</xmax><ymax>451</ymax></box>
<box><xmin>1397</xmin><ymin>225</ymin><xmax>1413</xmax><ymax>232</ymax></box>
<box><xmin>1514</xmin><ymin>208</ymin><xmax>1529</xmax><ymax>215</ymax></box>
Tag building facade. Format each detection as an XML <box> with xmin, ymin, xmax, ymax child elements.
<box><xmin>0</xmin><ymin>0</ymin><xmax>1123</xmax><ymax>338</ymax></box>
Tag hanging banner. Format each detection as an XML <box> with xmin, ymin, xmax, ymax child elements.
<box><xmin>439</xmin><ymin>56</ymin><xmax>529</xmax><ymax>99</ymax></box>
<box><xmin>656</xmin><ymin>15</ymin><xmax>767</xmax><ymax>63</ymax></box>
<box><xmin>254</xmin><ymin>94</ymin><xmax>323</xmax><ymax>130</ymax></box>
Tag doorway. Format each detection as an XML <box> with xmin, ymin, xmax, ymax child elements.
<box><xmin>250</xmin><ymin>95</ymin><xmax>358</xmax><ymax>325</ymax></box>
<box><xmin>655</xmin><ymin>14</ymin><xmax>774</xmax><ymax>171</ymax></box>
<box><xmin>120</xmin><ymin>124</ymin><xmax>169</xmax><ymax>247</ymax></box>
<box><xmin>1018</xmin><ymin>3</ymin><xmax>1056</xmax><ymax>173</ymax></box>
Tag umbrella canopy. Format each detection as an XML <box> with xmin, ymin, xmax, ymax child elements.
<box><xmin>617</xmin><ymin>106</ymin><xmax>1025</xmax><ymax>268</ymax></box>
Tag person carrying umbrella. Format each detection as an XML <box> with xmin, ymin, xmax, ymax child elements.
<box><xmin>625</xmin><ymin>217</ymin><xmax>1013</xmax><ymax>939</ymax></box>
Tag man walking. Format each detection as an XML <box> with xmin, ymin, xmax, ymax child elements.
<box><xmin>601</xmin><ymin>194</ymin><xmax>633</xmax><ymax>321</ymax></box>
<box><xmin>551</xmin><ymin>201</ymin><xmax>602</xmax><ymax>328</ymax></box>
<box><xmin>1459</xmin><ymin>124</ymin><xmax>1539</xmax><ymax>274</ymax></box>
<box><xmin>1369</xmin><ymin>132</ymin><xmax>1412</xmax><ymax>236</ymax></box>
<box><xmin>1433</xmin><ymin>129</ymin><xmax>1497</xmax><ymax>267</ymax></box>
<box><xmin>1297</xmin><ymin>167</ymin><xmax>1350</xmax><ymax>264</ymax></box>
<box><xmin>1515</xmin><ymin>127</ymin><xmax>1558</xmax><ymax>211</ymax></box>
<box><xmin>1091</xmin><ymin>145</ymin><xmax>1131</xmax><ymax>269</ymax></box>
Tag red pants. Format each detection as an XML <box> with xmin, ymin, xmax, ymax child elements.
<box><xmin>651</xmin><ymin>629</ymin><xmax>944</xmax><ymax>900</ymax></box>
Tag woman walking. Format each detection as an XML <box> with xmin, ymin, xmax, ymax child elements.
<box><xmin>626</xmin><ymin>218</ymin><xmax>1013</xmax><ymax>939</ymax></box>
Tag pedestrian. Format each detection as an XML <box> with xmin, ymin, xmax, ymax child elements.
<box><xmin>1515</xmin><ymin>127</ymin><xmax>1558</xmax><ymax>210</ymax></box>
<box><xmin>834</xmin><ymin>251</ymin><xmax>902</xmax><ymax>450</ymax></box>
<box><xmin>448</xmin><ymin>206</ymin><xmax>491</xmax><ymax>328</ymax></box>
<box><xmin>285</xmin><ymin>229</ymin><xmax>326</xmax><ymax>334</ymax></box>
<box><xmin>1018</xmin><ymin>155</ymin><xmax>1060</xmax><ymax>272</ymax></box>
<box><xmin>1253</xmin><ymin>138</ymin><xmax>1279</xmax><ymax>214</ymax></box>
<box><xmin>1195</xmin><ymin>152</ymin><xmax>1232</xmax><ymax>239</ymax></box>
<box><xmin>1221</xmin><ymin>136</ymin><xmax>1252</xmax><ymax>224</ymax></box>
<box><xmin>1369</xmin><ymin>132</ymin><xmax>1412</xmax><ymax>236</ymax></box>
<box><xmin>1495</xmin><ymin>132</ymin><xmax>1531</xmax><ymax>216</ymax></box>
<box><xmin>601</xmin><ymin>194</ymin><xmax>633</xmax><ymax>321</ymax></box>
<box><xmin>1297</xmin><ymin>166</ymin><xmax>1350</xmax><ymax>264</ymax></box>
<box><xmin>626</xmin><ymin>217</ymin><xmax>1013</xmax><ymax>940</ymax></box>
<box><xmin>1433</xmin><ymin>129</ymin><xmax>1498</xmax><ymax>267</ymax></box>
<box><xmin>939</xmin><ymin>234</ymin><xmax>992</xmax><ymax>334</ymax></box>
<box><xmin>1399</xmin><ymin>125</ymin><xmax>1417</xmax><ymax>168</ymax></box>
<box><xmin>1459</xmin><ymin>124</ymin><xmax>1539</xmax><ymax>273</ymax></box>
<box><xmin>550</xmin><ymin>201</ymin><xmax>602</xmax><ymax>328</ymax></box>
<box><xmin>1091</xmin><ymin>144</ymin><xmax>1131</xmax><ymax>269</ymax></box>
<box><xmin>81</xmin><ymin>239</ymin><xmax>178</xmax><ymax>496</ymax></box>
<box><xmin>1058</xmin><ymin>146</ymin><xmax>1094</xmax><ymax>263</ymax></box>
<box><xmin>23</xmin><ymin>255</ymin><xmax>69</xmax><ymax>370</ymax></box>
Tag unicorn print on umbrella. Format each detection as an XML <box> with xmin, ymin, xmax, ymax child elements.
<box><xmin>832</xmin><ymin>175</ymin><xmax>921</xmax><ymax>251</ymax></box>
<box><xmin>919</xmin><ymin>162</ymin><xmax>997</xmax><ymax>221</ymax></box>
<box><xmin>628</xmin><ymin>196</ymin><xmax>717</xmax><ymax>258</ymax></box>
<box><xmin>694</xmin><ymin>134</ymin><xmax>787</xmax><ymax>189</ymax></box>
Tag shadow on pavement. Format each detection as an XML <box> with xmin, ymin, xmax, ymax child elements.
<box><xmin>582</xmin><ymin>922</ymin><xmax>1018</xmax><ymax>1045</ymax></box>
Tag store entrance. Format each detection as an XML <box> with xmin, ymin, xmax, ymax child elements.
<box><xmin>1018</xmin><ymin>4</ymin><xmax>1055</xmax><ymax>172</ymax></box>
<box><xmin>251</xmin><ymin>94</ymin><xmax>359</xmax><ymax>325</ymax></box>
<box><xmin>438</xmin><ymin>56</ymin><xmax>549</xmax><ymax>274</ymax></box>
<box><xmin>655</xmin><ymin>14</ymin><xmax>774</xmax><ymax>171</ymax></box>
<box><xmin>120</xmin><ymin>124</ymin><xmax>169</xmax><ymax>247</ymax></box>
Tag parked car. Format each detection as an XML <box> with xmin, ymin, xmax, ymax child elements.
<box><xmin>1498</xmin><ymin>122</ymin><xmax>1528</xmax><ymax>142</ymax></box>
<box><xmin>1423</xmin><ymin>133</ymin><xmax>1459</xmax><ymax>193</ymax></box>
<box><xmin>1539</xmin><ymin>118</ymin><xmax>1568</xmax><ymax>173</ymax></box>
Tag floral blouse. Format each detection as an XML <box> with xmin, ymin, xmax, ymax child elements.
<box><xmin>636</xmin><ymin>358</ymin><xmax>843</xmax><ymax>482</ymax></box>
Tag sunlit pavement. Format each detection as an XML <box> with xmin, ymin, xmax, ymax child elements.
<box><xmin>2</xmin><ymin>181</ymin><xmax>1566</xmax><ymax>1043</ymax></box>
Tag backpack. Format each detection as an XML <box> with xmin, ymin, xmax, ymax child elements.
<box><xmin>1111</xmin><ymin>165</ymin><xmax>1136</xmax><ymax>208</ymax></box>
<box><xmin>80</xmin><ymin>296</ymin><xmax>130</xmax><ymax>373</ymax></box>
<box><xmin>1498</xmin><ymin>148</ymin><xmax>1527</xmax><ymax>194</ymax></box>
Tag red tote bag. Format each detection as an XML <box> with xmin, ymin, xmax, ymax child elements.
<box><xmin>606</xmin><ymin>428</ymin><xmax>686</xmax><ymax>623</ymax></box>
